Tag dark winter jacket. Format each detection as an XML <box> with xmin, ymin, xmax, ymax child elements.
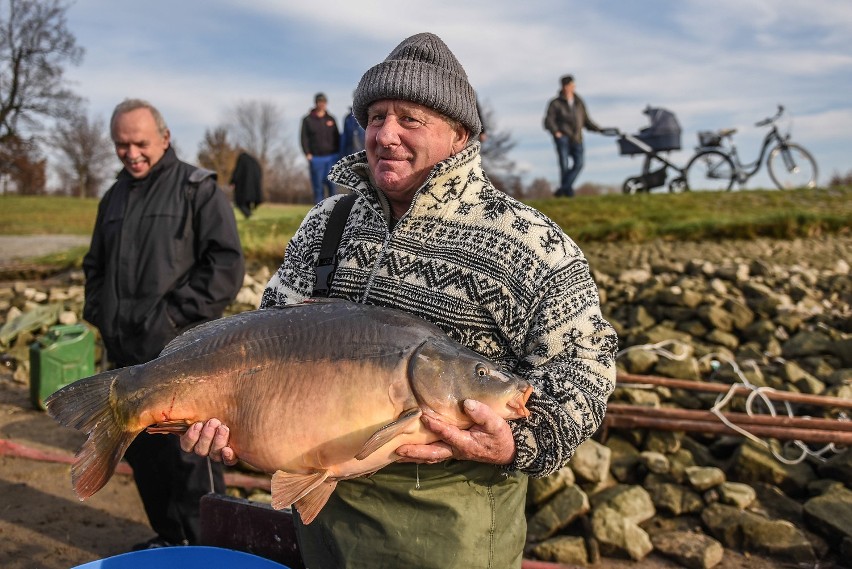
<box><xmin>230</xmin><ymin>152</ymin><xmax>263</xmax><ymax>206</ymax></box>
<box><xmin>300</xmin><ymin>110</ymin><xmax>340</xmax><ymax>157</ymax></box>
<box><xmin>82</xmin><ymin>147</ymin><xmax>245</xmax><ymax>366</ymax></box>
<box><xmin>544</xmin><ymin>93</ymin><xmax>601</xmax><ymax>143</ymax></box>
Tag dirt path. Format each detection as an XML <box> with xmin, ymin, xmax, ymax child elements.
<box><xmin>0</xmin><ymin>235</ymin><xmax>90</xmax><ymax>264</ymax></box>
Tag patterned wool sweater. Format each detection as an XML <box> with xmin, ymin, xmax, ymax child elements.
<box><xmin>260</xmin><ymin>142</ymin><xmax>617</xmax><ymax>477</ymax></box>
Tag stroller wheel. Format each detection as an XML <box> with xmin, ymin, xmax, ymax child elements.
<box><xmin>623</xmin><ymin>177</ymin><xmax>646</xmax><ymax>194</ymax></box>
<box><xmin>668</xmin><ymin>176</ymin><xmax>688</xmax><ymax>193</ymax></box>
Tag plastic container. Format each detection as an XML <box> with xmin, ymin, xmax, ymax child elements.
<box><xmin>29</xmin><ymin>323</ymin><xmax>95</xmax><ymax>410</ymax></box>
<box><xmin>71</xmin><ymin>546</ymin><xmax>290</xmax><ymax>568</ymax></box>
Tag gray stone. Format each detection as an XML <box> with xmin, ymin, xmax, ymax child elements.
<box><xmin>817</xmin><ymin>448</ymin><xmax>852</xmax><ymax>484</ymax></box>
<box><xmin>654</xmin><ymin>356</ymin><xmax>702</xmax><ymax>381</ymax></box>
<box><xmin>718</xmin><ymin>482</ymin><xmax>756</xmax><ymax>509</ymax></box>
<box><xmin>607</xmin><ymin>436</ymin><xmax>641</xmax><ymax>484</ymax></box>
<box><xmin>570</xmin><ymin>439</ymin><xmax>611</xmax><ymax>484</ymax></box>
<box><xmin>668</xmin><ymin>448</ymin><xmax>698</xmax><ymax>485</ymax></box>
<box><xmin>700</xmin><ymin>503</ymin><xmax>744</xmax><ymax>548</ymax></box>
<box><xmin>803</xmin><ymin>485</ymin><xmax>852</xmax><ymax>544</ymax></box>
<box><xmin>591</xmin><ymin>506</ymin><xmax>653</xmax><ymax>561</ymax></box>
<box><xmin>651</xmin><ymin>530</ymin><xmax>724</xmax><ymax>569</ymax></box>
<box><xmin>644</xmin><ymin>430</ymin><xmax>682</xmax><ymax>454</ymax></box>
<box><xmin>705</xmin><ymin>329</ymin><xmax>739</xmax><ymax>350</ymax></box>
<box><xmin>638</xmin><ymin>451</ymin><xmax>669</xmax><ymax>474</ymax></box>
<box><xmin>528</xmin><ymin>466</ymin><xmax>575</xmax><ymax>507</ymax></box>
<box><xmin>685</xmin><ymin>466</ymin><xmax>726</xmax><ymax>491</ymax></box>
<box><xmin>832</xmin><ymin>338</ymin><xmax>852</xmax><ymax>367</ymax></box>
<box><xmin>620</xmin><ymin>347</ymin><xmax>658</xmax><ymax>374</ymax></box>
<box><xmin>656</xmin><ymin>286</ymin><xmax>703</xmax><ymax>308</ymax></box>
<box><xmin>589</xmin><ymin>484</ymin><xmax>656</xmax><ymax>525</ymax></box>
<box><xmin>647</xmin><ymin>482</ymin><xmax>704</xmax><ymax>516</ymax></box>
<box><xmin>698</xmin><ymin>304</ymin><xmax>735</xmax><ymax>332</ymax></box>
<box><xmin>619</xmin><ymin>268</ymin><xmax>653</xmax><ymax>285</ymax></box>
<box><xmin>823</xmin><ymin>368</ymin><xmax>852</xmax><ymax>387</ymax></box>
<box><xmin>779</xmin><ymin>360</ymin><xmax>826</xmax><ymax>394</ymax></box>
<box><xmin>529</xmin><ymin>535</ymin><xmax>589</xmax><ymax>566</ymax></box>
<box><xmin>782</xmin><ymin>329</ymin><xmax>835</xmax><ymax>358</ymax></box>
<box><xmin>751</xmin><ymin>483</ymin><xmax>803</xmax><ymax>524</ymax></box>
<box><xmin>723</xmin><ymin>298</ymin><xmax>755</xmax><ymax>330</ymax></box>
<box><xmin>741</xmin><ymin>513</ymin><xmax>817</xmax><ymax>564</ymax></box>
<box><xmin>741</xmin><ymin>281</ymin><xmax>787</xmax><ymax>316</ymax></box>
<box><xmin>729</xmin><ymin>441</ymin><xmax>817</xmax><ymax>496</ymax></box>
<box><xmin>526</xmin><ymin>485</ymin><xmax>590</xmax><ymax>542</ymax></box>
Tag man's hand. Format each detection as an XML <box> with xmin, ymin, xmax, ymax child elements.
<box><xmin>180</xmin><ymin>418</ymin><xmax>238</xmax><ymax>466</ymax></box>
<box><xmin>395</xmin><ymin>400</ymin><xmax>516</xmax><ymax>465</ymax></box>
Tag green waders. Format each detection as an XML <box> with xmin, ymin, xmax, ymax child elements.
<box><xmin>294</xmin><ymin>460</ymin><xmax>528</xmax><ymax>569</ymax></box>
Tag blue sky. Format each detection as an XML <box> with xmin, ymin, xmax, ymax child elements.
<box><xmin>65</xmin><ymin>0</ymin><xmax>852</xmax><ymax>191</ymax></box>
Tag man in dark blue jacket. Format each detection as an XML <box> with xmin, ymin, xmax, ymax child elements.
<box><xmin>300</xmin><ymin>92</ymin><xmax>340</xmax><ymax>203</ymax></box>
<box><xmin>83</xmin><ymin>98</ymin><xmax>245</xmax><ymax>550</ymax></box>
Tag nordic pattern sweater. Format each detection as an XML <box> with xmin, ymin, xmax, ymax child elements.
<box><xmin>260</xmin><ymin>142</ymin><xmax>617</xmax><ymax>477</ymax></box>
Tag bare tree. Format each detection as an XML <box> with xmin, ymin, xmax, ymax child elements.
<box><xmin>197</xmin><ymin>126</ymin><xmax>239</xmax><ymax>191</ymax></box>
<box><xmin>227</xmin><ymin>100</ymin><xmax>287</xmax><ymax>166</ymax></box>
<box><xmin>225</xmin><ymin>100</ymin><xmax>308</xmax><ymax>203</ymax></box>
<box><xmin>50</xmin><ymin>106</ymin><xmax>114</xmax><ymax>197</ymax></box>
<box><xmin>0</xmin><ymin>0</ymin><xmax>83</xmax><ymax>143</ymax></box>
<box><xmin>477</xmin><ymin>100</ymin><xmax>522</xmax><ymax>198</ymax></box>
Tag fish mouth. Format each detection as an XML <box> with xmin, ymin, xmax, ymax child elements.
<box><xmin>507</xmin><ymin>384</ymin><xmax>534</xmax><ymax>419</ymax></box>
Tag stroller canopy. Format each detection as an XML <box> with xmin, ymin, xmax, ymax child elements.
<box><xmin>619</xmin><ymin>106</ymin><xmax>682</xmax><ymax>155</ymax></box>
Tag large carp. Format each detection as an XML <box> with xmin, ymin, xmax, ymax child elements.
<box><xmin>45</xmin><ymin>300</ymin><xmax>533</xmax><ymax>523</ymax></box>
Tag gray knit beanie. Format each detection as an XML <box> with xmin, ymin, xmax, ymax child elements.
<box><xmin>353</xmin><ymin>32</ymin><xmax>481</xmax><ymax>136</ymax></box>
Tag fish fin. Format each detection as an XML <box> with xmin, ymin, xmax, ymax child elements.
<box><xmin>270</xmin><ymin>470</ymin><xmax>328</xmax><ymax>510</ymax></box>
<box><xmin>294</xmin><ymin>480</ymin><xmax>338</xmax><ymax>525</ymax></box>
<box><xmin>145</xmin><ymin>420</ymin><xmax>193</xmax><ymax>435</ymax></box>
<box><xmin>355</xmin><ymin>407</ymin><xmax>422</xmax><ymax>460</ymax></box>
<box><xmin>44</xmin><ymin>369</ymin><xmax>140</xmax><ymax>500</ymax></box>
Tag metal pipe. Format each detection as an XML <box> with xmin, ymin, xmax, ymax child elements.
<box><xmin>616</xmin><ymin>372</ymin><xmax>852</xmax><ymax>409</ymax></box>
<box><xmin>607</xmin><ymin>403</ymin><xmax>852</xmax><ymax>432</ymax></box>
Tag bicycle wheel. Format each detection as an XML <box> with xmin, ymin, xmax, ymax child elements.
<box><xmin>767</xmin><ymin>143</ymin><xmax>818</xmax><ymax>189</ymax></box>
<box><xmin>684</xmin><ymin>150</ymin><xmax>736</xmax><ymax>191</ymax></box>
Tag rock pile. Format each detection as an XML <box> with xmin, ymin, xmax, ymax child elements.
<box><xmin>521</xmin><ymin>239</ymin><xmax>851</xmax><ymax>567</ymax></box>
<box><xmin>0</xmin><ymin>238</ymin><xmax>850</xmax><ymax>568</ymax></box>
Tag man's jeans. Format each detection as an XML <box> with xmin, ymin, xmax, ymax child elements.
<box><xmin>309</xmin><ymin>154</ymin><xmax>338</xmax><ymax>204</ymax></box>
<box><xmin>554</xmin><ymin>136</ymin><xmax>584</xmax><ymax>197</ymax></box>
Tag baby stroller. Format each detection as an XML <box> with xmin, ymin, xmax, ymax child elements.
<box><xmin>612</xmin><ymin>106</ymin><xmax>687</xmax><ymax>193</ymax></box>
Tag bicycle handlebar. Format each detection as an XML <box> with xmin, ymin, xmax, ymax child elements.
<box><xmin>755</xmin><ymin>104</ymin><xmax>784</xmax><ymax>128</ymax></box>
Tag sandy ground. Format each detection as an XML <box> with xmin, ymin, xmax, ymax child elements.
<box><xmin>1</xmin><ymin>235</ymin><xmax>845</xmax><ymax>569</ymax></box>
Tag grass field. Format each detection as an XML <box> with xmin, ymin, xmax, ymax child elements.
<box><xmin>1</xmin><ymin>186</ymin><xmax>850</xmax><ymax>266</ymax></box>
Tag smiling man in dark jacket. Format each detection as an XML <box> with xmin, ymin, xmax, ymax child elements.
<box><xmin>82</xmin><ymin>98</ymin><xmax>245</xmax><ymax>550</ymax></box>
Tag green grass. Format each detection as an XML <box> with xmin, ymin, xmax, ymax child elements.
<box><xmin>1</xmin><ymin>186</ymin><xmax>850</xmax><ymax>268</ymax></box>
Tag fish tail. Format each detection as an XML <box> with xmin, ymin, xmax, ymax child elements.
<box><xmin>44</xmin><ymin>370</ymin><xmax>139</xmax><ymax>500</ymax></box>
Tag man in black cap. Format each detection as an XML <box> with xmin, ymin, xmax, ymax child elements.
<box><xmin>544</xmin><ymin>74</ymin><xmax>605</xmax><ymax>197</ymax></box>
<box><xmin>184</xmin><ymin>33</ymin><xmax>616</xmax><ymax>569</ymax></box>
<box><xmin>300</xmin><ymin>92</ymin><xmax>340</xmax><ymax>203</ymax></box>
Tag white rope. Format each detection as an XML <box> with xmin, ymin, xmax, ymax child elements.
<box><xmin>617</xmin><ymin>343</ymin><xmax>846</xmax><ymax>465</ymax></box>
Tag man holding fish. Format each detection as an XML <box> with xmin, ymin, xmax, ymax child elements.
<box><xmin>182</xmin><ymin>32</ymin><xmax>617</xmax><ymax>568</ymax></box>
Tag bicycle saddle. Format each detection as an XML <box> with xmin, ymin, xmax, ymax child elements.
<box><xmin>719</xmin><ymin>128</ymin><xmax>737</xmax><ymax>137</ymax></box>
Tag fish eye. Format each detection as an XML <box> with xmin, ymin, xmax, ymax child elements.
<box><xmin>475</xmin><ymin>363</ymin><xmax>488</xmax><ymax>377</ymax></box>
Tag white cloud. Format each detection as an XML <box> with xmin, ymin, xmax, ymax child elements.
<box><xmin>61</xmin><ymin>0</ymin><xmax>852</xmax><ymax>188</ymax></box>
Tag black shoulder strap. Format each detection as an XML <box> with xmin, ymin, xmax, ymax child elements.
<box><xmin>312</xmin><ymin>193</ymin><xmax>358</xmax><ymax>297</ymax></box>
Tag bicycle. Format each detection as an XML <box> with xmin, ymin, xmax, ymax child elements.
<box><xmin>682</xmin><ymin>105</ymin><xmax>818</xmax><ymax>192</ymax></box>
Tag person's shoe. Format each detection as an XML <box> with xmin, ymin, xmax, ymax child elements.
<box><xmin>131</xmin><ymin>536</ymin><xmax>179</xmax><ymax>551</ymax></box>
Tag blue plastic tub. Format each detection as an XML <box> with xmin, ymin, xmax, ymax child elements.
<box><xmin>71</xmin><ymin>546</ymin><xmax>290</xmax><ymax>568</ymax></box>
